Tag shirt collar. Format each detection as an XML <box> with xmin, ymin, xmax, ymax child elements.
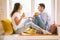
<box><xmin>39</xmin><ymin>11</ymin><xmax>43</xmax><ymax>14</ymax></box>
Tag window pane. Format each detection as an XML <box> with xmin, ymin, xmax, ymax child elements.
<box><xmin>35</xmin><ymin>0</ymin><xmax>55</xmax><ymax>24</ymax></box>
<box><xmin>12</xmin><ymin>0</ymin><xmax>31</xmax><ymax>17</ymax></box>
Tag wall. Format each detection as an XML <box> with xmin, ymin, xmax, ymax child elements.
<box><xmin>0</xmin><ymin>0</ymin><xmax>7</xmax><ymax>34</ymax></box>
<box><xmin>57</xmin><ymin>0</ymin><xmax>60</xmax><ymax>25</ymax></box>
<box><xmin>0</xmin><ymin>0</ymin><xmax>7</xmax><ymax>20</ymax></box>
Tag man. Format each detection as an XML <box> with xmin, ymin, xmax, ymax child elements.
<box><xmin>33</xmin><ymin>3</ymin><xmax>57</xmax><ymax>34</ymax></box>
<box><xmin>23</xmin><ymin>3</ymin><xmax>57</xmax><ymax>34</ymax></box>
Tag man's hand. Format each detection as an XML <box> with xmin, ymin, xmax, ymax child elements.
<box><xmin>34</xmin><ymin>12</ymin><xmax>39</xmax><ymax>16</ymax></box>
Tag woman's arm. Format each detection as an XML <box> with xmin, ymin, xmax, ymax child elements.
<box><xmin>14</xmin><ymin>13</ymin><xmax>25</xmax><ymax>25</ymax></box>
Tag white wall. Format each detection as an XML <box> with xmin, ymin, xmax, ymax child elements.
<box><xmin>0</xmin><ymin>0</ymin><xmax>7</xmax><ymax>20</ymax></box>
<box><xmin>0</xmin><ymin>0</ymin><xmax>7</xmax><ymax>34</ymax></box>
<box><xmin>57</xmin><ymin>0</ymin><xmax>60</xmax><ymax>25</ymax></box>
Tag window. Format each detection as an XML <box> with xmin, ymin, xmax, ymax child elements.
<box><xmin>12</xmin><ymin>0</ymin><xmax>31</xmax><ymax>17</ymax></box>
<box><xmin>7</xmin><ymin>0</ymin><xmax>56</xmax><ymax>24</ymax></box>
<box><xmin>34</xmin><ymin>0</ymin><xmax>55</xmax><ymax>24</ymax></box>
<box><xmin>7</xmin><ymin>0</ymin><xmax>31</xmax><ymax>21</ymax></box>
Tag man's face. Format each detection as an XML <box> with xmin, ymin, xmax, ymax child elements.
<box><xmin>38</xmin><ymin>5</ymin><xmax>44</xmax><ymax>12</ymax></box>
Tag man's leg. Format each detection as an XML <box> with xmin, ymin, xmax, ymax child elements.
<box><xmin>32</xmin><ymin>16</ymin><xmax>46</xmax><ymax>30</ymax></box>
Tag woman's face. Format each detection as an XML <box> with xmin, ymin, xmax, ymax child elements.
<box><xmin>19</xmin><ymin>5</ymin><xmax>23</xmax><ymax>11</ymax></box>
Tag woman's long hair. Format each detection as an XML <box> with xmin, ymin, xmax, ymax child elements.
<box><xmin>11</xmin><ymin>3</ymin><xmax>20</xmax><ymax>17</ymax></box>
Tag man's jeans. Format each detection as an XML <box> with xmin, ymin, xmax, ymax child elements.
<box><xmin>32</xmin><ymin>16</ymin><xmax>46</xmax><ymax>30</ymax></box>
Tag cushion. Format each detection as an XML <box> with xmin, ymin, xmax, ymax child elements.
<box><xmin>1</xmin><ymin>19</ymin><xmax>13</xmax><ymax>34</ymax></box>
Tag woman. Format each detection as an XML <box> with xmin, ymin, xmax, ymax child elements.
<box><xmin>11</xmin><ymin>3</ymin><xmax>27</xmax><ymax>34</ymax></box>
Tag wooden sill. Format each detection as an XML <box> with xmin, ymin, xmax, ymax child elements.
<box><xmin>0</xmin><ymin>34</ymin><xmax>58</xmax><ymax>36</ymax></box>
<box><xmin>21</xmin><ymin>33</ymin><xmax>58</xmax><ymax>36</ymax></box>
<box><xmin>57</xmin><ymin>25</ymin><xmax>60</xmax><ymax>27</ymax></box>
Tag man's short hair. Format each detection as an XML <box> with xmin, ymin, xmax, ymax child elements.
<box><xmin>39</xmin><ymin>3</ymin><xmax>45</xmax><ymax>9</ymax></box>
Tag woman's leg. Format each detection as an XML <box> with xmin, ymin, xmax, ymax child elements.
<box><xmin>15</xmin><ymin>18</ymin><xmax>44</xmax><ymax>34</ymax></box>
<box><xmin>15</xmin><ymin>22</ymin><xmax>43</xmax><ymax>34</ymax></box>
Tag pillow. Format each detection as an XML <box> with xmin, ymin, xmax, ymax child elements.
<box><xmin>1</xmin><ymin>19</ymin><xmax>14</xmax><ymax>34</ymax></box>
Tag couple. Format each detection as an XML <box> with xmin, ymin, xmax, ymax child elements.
<box><xmin>11</xmin><ymin>3</ymin><xmax>57</xmax><ymax>34</ymax></box>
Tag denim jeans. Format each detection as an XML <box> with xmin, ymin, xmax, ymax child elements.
<box><xmin>15</xmin><ymin>22</ymin><xmax>42</xmax><ymax>34</ymax></box>
<box><xmin>32</xmin><ymin>16</ymin><xmax>46</xmax><ymax>30</ymax></box>
<box><xmin>15</xmin><ymin>16</ymin><xmax>46</xmax><ymax>34</ymax></box>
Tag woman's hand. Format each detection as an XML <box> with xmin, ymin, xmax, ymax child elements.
<box><xmin>21</xmin><ymin>13</ymin><xmax>25</xmax><ymax>18</ymax></box>
<box><xmin>14</xmin><ymin>13</ymin><xmax>25</xmax><ymax>25</ymax></box>
<box><xmin>24</xmin><ymin>16</ymin><xmax>34</xmax><ymax>20</ymax></box>
<box><xmin>29</xmin><ymin>17</ymin><xmax>34</xmax><ymax>19</ymax></box>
